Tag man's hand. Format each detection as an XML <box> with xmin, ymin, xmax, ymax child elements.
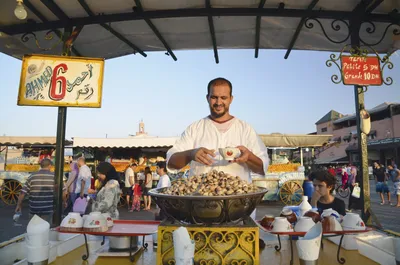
<box><xmin>311</xmin><ymin>190</ymin><xmax>322</xmax><ymax>207</ymax></box>
<box><xmin>191</xmin><ymin>148</ymin><xmax>216</xmax><ymax>166</ymax></box>
<box><xmin>233</xmin><ymin>146</ymin><xmax>251</xmax><ymax>164</ymax></box>
<box><xmin>15</xmin><ymin>204</ymin><xmax>22</xmax><ymax>213</ymax></box>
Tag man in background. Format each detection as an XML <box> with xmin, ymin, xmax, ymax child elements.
<box><xmin>15</xmin><ymin>158</ymin><xmax>54</xmax><ymax>224</ymax></box>
<box><xmin>76</xmin><ymin>157</ymin><xmax>92</xmax><ymax>199</ymax></box>
<box><xmin>124</xmin><ymin>163</ymin><xmax>137</xmax><ymax>209</ymax></box>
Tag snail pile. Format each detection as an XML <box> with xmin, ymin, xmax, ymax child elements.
<box><xmin>162</xmin><ymin>170</ymin><xmax>259</xmax><ymax>196</ymax></box>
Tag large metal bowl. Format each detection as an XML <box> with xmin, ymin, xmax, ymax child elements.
<box><xmin>149</xmin><ymin>186</ymin><xmax>268</xmax><ymax>225</ymax></box>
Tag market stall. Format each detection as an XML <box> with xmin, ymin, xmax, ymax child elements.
<box><xmin>72</xmin><ymin>136</ymin><xmax>181</xmax><ymax>177</ymax></box>
<box><xmin>253</xmin><ymin>134</ymin><xmax>332</xmax><ymax>204</ymax></box>
<box><xmin>0</xmin><ymin>136</ymin><xmax>72</xmax><ymax>205</ymax></box>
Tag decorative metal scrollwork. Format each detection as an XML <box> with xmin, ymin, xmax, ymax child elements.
<box><xmin>21</xmin><ymin>30</ymin><xmax>63</xmax><ymax>51</ymax></box>
<box><xmin>326</xmin><ymin>44</ymin><xmax>394</xmax><ymax>86</ymax></box>
<box><xmin>304</xmin><ymin>17</ymin><xmax>351</xmax><ymax>44</ymax></box>
<box><xmin>360</xmin><ymin>21</ymin><xmax>400</xmax><ymax>47</ymax></box>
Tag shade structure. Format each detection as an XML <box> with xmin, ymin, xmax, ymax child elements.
<box><xmin>259</xmin><ymin>133</ymin><xmax>332</xmax><ymax>147</ymax></box>
<box><xmin>0</xmin><ymin>0</ymin><xmax>398</xmax><ymax>62</ymax></box>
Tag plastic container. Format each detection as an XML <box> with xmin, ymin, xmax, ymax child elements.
<box><xmin>303</xmin><ymin>181</ymin><xmax>314</xmax><ymax>199</ymax></box>
<box><xmin>355</xmin><ymin>231</ymin><xmax>396</xmax><ymax>265</ymax></box>
<box><xmin>299</xmin><ymin>196</ymin><xmax>312</xmax><ymax>217</ymax></box>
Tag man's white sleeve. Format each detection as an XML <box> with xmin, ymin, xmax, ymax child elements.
<box><xmin>166</xmin><ymin>126</ymin><xmax>194</xmax><ymax>173</ymax></box>
<box><xmin>247</xmin><ymin>127</ymin><xmax>269</xmax><ymax>175</ymax></box>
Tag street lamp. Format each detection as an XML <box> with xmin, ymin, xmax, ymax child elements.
<box><xmin>14</xmin><ymin>0</ymin><xmax>27</xmax><ymax>20</ymax></box>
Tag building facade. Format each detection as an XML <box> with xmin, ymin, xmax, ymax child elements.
<box><xmin>314</xmin><ymin>103</ymin><xmax>400</xmax><ymax>166</ymax></box>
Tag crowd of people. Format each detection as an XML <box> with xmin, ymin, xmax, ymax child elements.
<box><xmin>310</xmin><ymin>161</ymin><xmax>400</xmax><ymax>219</ymax></box>
<box><xmin>15</xmin><ymin>156</ymin><xmax>171</xmax><ymax>226</ymax></box>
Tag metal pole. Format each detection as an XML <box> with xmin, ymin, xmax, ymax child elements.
<box><xmin>4</xmin><ymin>146</ymin><xmax>8</xmax><ymax>170</ymax></box>
<box><xmin>53</xmin><ymin>27</ymin><xmax>72</xmax><ymax>227</ymax></box>
<box><xmin>350</xmin><ymin>19</ymin><xmax>370</xmax><ymax>222</ymax></box>
<box><xmin>300</xmin><ymin>148</ymin><xmax>304</xmax><ymax>166</ymax></box>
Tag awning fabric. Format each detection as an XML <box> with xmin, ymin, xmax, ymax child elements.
<box><xmin>0</xmin><ymin>0</ymin><xmax>399</xmax><ymax>60</ymax></box>
<box><xmin>259</xmin><ymin>134</ymin><xmax>332</xmax><ymax>148</ymax></box>
<box><xmin>73</xmin><ymin>136</ymin><xmax>179</xmax><ymax>148</ymax></box>
<box><xmin>314</xmin><ymin>156</ymin><xmax>349</xmax><ymax>164</ymax></box>
<box><xmin>0</xmin><ymin>136</ymin><xmax>72</xmax><ymax>146</ymax></box>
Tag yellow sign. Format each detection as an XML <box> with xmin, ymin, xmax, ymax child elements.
<box><xmin>17</xmin><ymin>54</ymin><xmax>105</xmax><ymax>108</ymax></box>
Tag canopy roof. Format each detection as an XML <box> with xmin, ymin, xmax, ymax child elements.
<box><xmin>73</xmin><ymin>136</ymin><xmax>179</xmax><ymax>148</ymax></box>
<box><xmin>259</xmin><ymin>133</ymin><xmax>332</xmax><ymax>147</ymax></box>
<box><xmin>0</xmin><ymin>0</ymin><xmax>399</xmax><ymax>61</ymax></box>
<box><xmin>0</xmin><ymin>136</ymin><xmax>72</xmax><ymax>146</ymax></box>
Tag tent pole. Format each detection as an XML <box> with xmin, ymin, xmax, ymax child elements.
<box><xmin>300</xmin><ymin>148</ymin><xmax>303</xmax><ymax>166</ymax></box>
<box><xmin>53</xmin><ymin>27</ymin><xmax>72</xmax><ymax>227</ymax></box>
<box><xmin>350</xmin><ymin>18</ymin><xmax>370</xmax><ymax>223</ymax></box>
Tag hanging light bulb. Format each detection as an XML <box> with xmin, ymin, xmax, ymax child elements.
<box><xmin>14</xmin><ymin>0</ymin><xmax>27</xmax><ymax>20</ymax></box>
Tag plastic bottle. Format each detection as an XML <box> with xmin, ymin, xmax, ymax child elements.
<box><xmin>299</xmin><ymin>196</ymin><xmax>312</xmax><ymax>217</ymax></box>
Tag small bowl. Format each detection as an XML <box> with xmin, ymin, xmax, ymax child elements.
<box><xmin>304</xmin><ymin>210</ymin><xmax>322</xmax><ymax>223</ymax></box>
<box><xmin>60</xmin><ymin>212</ymin><xmax>83</xmax><ymax>229</ymax></box>
<box><xmin>219</xmin><ymin>147</ymin><xmax>241</xmax><ymax>161</ymax></box>
<box><xmin>280</xmin><ymin>209</ymin><xmax>297</xmax><ymax>223</ymax></box>
<box><xmin>271</xmin><ymin>217</ymin><xmax>293</xmax><ymax>232</ymax></box>
<box><xmin>83</xmin><ymin>212</ymin><xmax>108</xmax><ymax>232</ymax></box>
<box><xmin>260</xmin><ymin>215</ymin><xmax>274</xmax><ymax>230</ymax></box>
<box><xmin>341</xmin><ymin>213</ymin><xmax>366</xmax><ymax>230</ymax></box>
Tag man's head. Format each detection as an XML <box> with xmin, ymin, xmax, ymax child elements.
<box><xmin>388</xmin><ymin>165</ymin><xmax>394</xmax><ymax>171</ymax></box>
<box><xmin>77</xmin><ymin>157</ymin><xmax>86</xmax><ymax>167</ymax></box>
<box><xmin>373</xmin><ymin>161</ymin><xmax>379</xmax><ymax>168</ymax></box>
<box><xmin>310</xmin><ymin>170</ymin><xmax>336</xmax><ymax>195</ymax></box>
<box><xmin>156</xmin><ymin>161</ymin><xmax>167</xmax><ymax>175</ymax></box>
<box><xmin>130</xmin><ymin>163</ymin><xmax>137</xmax><ymax>170</ymax></box>
<box><xmin>40</xmin><ymin>158</ymin><xmax>52</xmax><ymax>169</ymax></box>
<box><xmin>206</xmin><ymin>77</ymin><xmax>233</xmax><ymax>119</ymax></box>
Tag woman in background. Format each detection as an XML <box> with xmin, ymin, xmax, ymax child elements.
<box><xmin>91</xmin><ymin>162</ymin><xmax>121</xmax><ymax>219</ymax></box>
<box><xmin>143</xmin><ymin>166</ymin><xmax>153</xmax><ymax>210</ymax></box>
<box><xmin>130</xmin><ymin>175</ymin><xmax>143</xmax><ymax>212</ymax></box>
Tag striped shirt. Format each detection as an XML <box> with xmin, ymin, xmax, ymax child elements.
<box><xmin>22</xmin><ymin>169</ymin><xmax>55</xmax><ymax>215</ymax></box>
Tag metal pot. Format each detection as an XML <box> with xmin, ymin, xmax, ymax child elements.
<box><xmin>109</xmin><ymin>236</ymin><xmax>138</xmax><ymax>251</ymax></box>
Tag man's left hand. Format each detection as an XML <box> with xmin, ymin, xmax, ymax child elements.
<box><xmin>233</xmin><ymin>146</ymin><xmax>251</xmax><ymax>164</ymax></box>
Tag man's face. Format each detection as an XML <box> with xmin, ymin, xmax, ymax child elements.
<box><xmin>313</xmin><ymin>179</ymin><xmax>332</xmax><ymax>197</ymax></box>
<box><xmin>374</xmin><ymin>162</ymin><xmax>378</xmax><ymax>168</ymax></box>
<box><xmin>207</xmin><ymin>82</ymin><xmax>233</xmax><ymax>118</ymax></box>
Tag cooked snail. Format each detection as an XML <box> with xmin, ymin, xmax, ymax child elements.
<box><xmin>161</xmin><ymin>170</ymin><xmax>259</xmax><ymax>196</ymax></box>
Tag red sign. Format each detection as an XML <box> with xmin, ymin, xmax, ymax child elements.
<box><xmin>341</xmin><ymin>56</ymin><xmax>382</xmax><ymax>86</ymax></box>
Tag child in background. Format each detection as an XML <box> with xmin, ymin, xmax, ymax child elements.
<box><xmin>130</xmin><ymin>177</ymin><xmax>143</xmax><ymax>212</ymax></box>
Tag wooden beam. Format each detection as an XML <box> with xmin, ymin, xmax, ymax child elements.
<box><xmin>254</xmin><ymin>0</ymin><xmax>267</xmax><ymax>58</ymax></box>
<box><xmin>24</xmin><ymin>0</ymin><xmax>82</xmax><ymax>56</ymax></box>
<box><xmin>1</xmin><ymin>8</ymin><xmax>398</xmax><ymax>35</ymax></box>
<box><xmin>134</xmin><ymin>0</ymin><xmax>177</xmax><ymax>61</ymax></box>
<box><xmin>206</xmin><ymin>0</ymin><xmax>219</xmax><ymax>64</ymax></box>
<box><xmin>284</xmin><ymin>0</ymin><xmax>319</xmax><ymax>59</ymax></box>
<box><xmin>77</xmin><ymin>0</ymin><xmax>146</xmax><ymax>57</ymax></box>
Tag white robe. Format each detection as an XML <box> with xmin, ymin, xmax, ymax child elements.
<box><xmin>166</xmin><ymin>117</ymin><xmax>269</xmax><ymax>182</ymax></box>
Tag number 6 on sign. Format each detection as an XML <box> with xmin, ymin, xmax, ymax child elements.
<box><xmin>17</xmin><ymin>54</ymin><xmax>105</xmax><ymax>108</ymax></box>
<box><xmin>49</xmin><ymin>63</ymin><xmax>68</xmax><ymax>101</ymax></box>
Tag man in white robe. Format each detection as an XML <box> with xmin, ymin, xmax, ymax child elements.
<box><xmin>166</xmin><ymin>77</ymin><xmax>269</xmax><ymax>194</ymax></box>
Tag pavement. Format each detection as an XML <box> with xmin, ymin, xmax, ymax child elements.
<box><xmin>0</xmin><ymin>180</ymin><xmax>399</xmax><ymax>243</ymax></box>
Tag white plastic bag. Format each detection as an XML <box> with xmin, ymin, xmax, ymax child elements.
<box><xmin>352</xmin><ymin>184</ymin><xmax>361</xmax><ymax>198</ymax></box>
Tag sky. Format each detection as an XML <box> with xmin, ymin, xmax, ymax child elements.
<box><xmin>0</xmin><ymin>48</ymin><xmax>400</xmax><ymax>139</ymax></box>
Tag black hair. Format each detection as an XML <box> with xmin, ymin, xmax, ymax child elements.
<box><xmin>309</xmin><ymin>170</ymin><xmax>336</xmax><ymax>194</ymax></box>
<box><xmin>96</xmin><ymin>162</ymin><xmax>120</xmax><ymax>184</ymax></box>
<box><xmin>207</xmin><ymin>77</ymin><xmax>233</xmax><ymax>96</ymax></box>
<box><xmin>156</xmin><ymin>161</ymin><xmax>167</xmax><ymax>172</ymax></box>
